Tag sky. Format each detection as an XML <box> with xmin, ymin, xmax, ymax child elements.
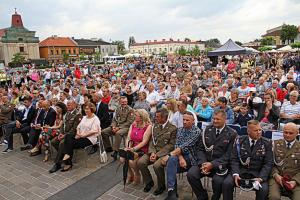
<box><xmin>0</xmin><ymin>0</ymin><xmax>299</xmax><ymax>47</ymax></box>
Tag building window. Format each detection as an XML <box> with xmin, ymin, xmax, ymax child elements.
<box><xmin>19</xmin><ymin>47</ymin><xmax>24</xmax><ymax>53</ymax></box>
<box><xmin>18</xmin><ymin>38</ymin><xmax>23</xmax><ymax>42</ymax></box>
<box><xmin>159</xmin><ymin>48</ymin><xmax>162</xmax><ymax>52</ymax></box>
<box><xmin>73</xmin><ymin>49</ymin><xmax>76</xmax><ymax>54</ymax></box>
<box><xmin>154</xmin><ymin>48</ymin><xmax>156</xmax><ymax>52</ymax></box>
<box><xmin>149</xmin><ymin>49</ymin><xmax>152</xmax><ymax>52</ymax></box>
<box><xmin>102</xmin><ymin>49</ymin><xmax>104</xmax><ymax>53</ymax></box>
<box><xmin>164</xmin><ymin>48</ymin><xmax>167</xmax><ymax>51</ymax></box>
<box><xmin>56</xmin><ymin>50</ymin><xmax>59</xmax><ymax>54</ymax></box>
<box><xmin>50</xmin><ymin>50</ymin><xmax>54</xmax><ymax>55</ymax></box>
<box><xmin>170</xmin><ymin>47</ymin><xmax>172</xmax><ymax>51</ymax></box>
<box><xmin>145</xmin><ymin>49</ymin><xmax>147</xmax><ymax>52</ymax></box>
<box><xmin>133</xmin><ymin>50</ymin><xmax>135</xmax><ymax>53</ymax></box>
<box><xmin>106</xmin><ymin>48</ymin><xmax>108</xmax><ymax>53</ymax></box>
<box><xmin>69</xmin><ymin>50</ymin><xmax>71</xmax><ymax>54</ymax></box>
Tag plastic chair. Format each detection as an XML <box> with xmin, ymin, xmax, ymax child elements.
<box><xmin>228</xmin><ymin>124</ymin><xmax>241</xmax><ymax>135</ymax></box>
<box><xmin>240</xmin><ymin>126</ymin><xmax>248</xmax><ymax>136</ymax></box>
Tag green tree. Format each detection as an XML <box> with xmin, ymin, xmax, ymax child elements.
<box><xmin>159</xmin><ymin>51</ymin><xmax>167</xmax><ymax>57</ymax></box>
<box><xmin>291</xmin><ymin>42</ymin><xmax>300</xmax><ymax>49</ymax></box>
<box><xmin>176</xmin><ymin>46</ymin><xmax>187</xmax><ymax>56</ymax></box>
<box><xmin>190</xmin><ymin>45</ymin><xmax>201</xmax><ymax>56</ymax></box>
<box><xmin>258</xmin><ymin>46</ymin><xmax>272</xmax><ymax>52</ymax></box>
<box><xmin>281</xmin><ymin>24</ymin><xmax>299</xmax><ymax>44</ymax></box>
<box><xmin>93</xmin><ymin>51</ymin><xmax>101</xmax><ymax>61</ymax></box>
<box><xmin>11</xmin><ymin>52</ymin><xmax>25</xmax><ymax>64</ymax></box>
<box><xmin>128</xmin><ymin>36</ymin><xmax>136</xmax><ymax>47</ymax></box>
<box><xmin>204</xmin><ymin>38</ymin><xmax>221</xmax><ymax>48</ymax></box>
<box><xmin>112</xmin><ymin>40</ymin><xmax>126</xmax><ymax>54</ymax></box>
<box><xmin>79</xmin><ymin>53</ymin><xmax>86</xmax><ymax>61</ymax></box>
<box><xmin>235</xmin><ymin>41</ymin><xmax>243</xmax><ymax>46</ymax></box>
<box><xmin>62</xmin><ymin>52</ymin><xmax>69</xmax><ymax>63</ymax></box>
<box><xmin>260</xmin><ymin>36</ymin><xmax>275</xmax><ymax>46</ymax></box>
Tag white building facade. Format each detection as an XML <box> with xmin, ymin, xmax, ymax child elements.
<box><xmin>129</xmin><ymin>39</ymin><xmax>205</xmax><ymax>55</ymax></box>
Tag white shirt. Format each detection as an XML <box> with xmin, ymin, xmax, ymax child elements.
<box><xmin>23</xmin><ymin>106</ymin><xmax>31</xmax><ymax>121</ymax></box>
<box><xmin>285</xmin><ymin>139</ymin><xmax>296</xmax><ymax>149</ymax></box>
<box><xmin>248</xmin><ymin>137</ymin><xmax>257</xmax><ymax>146</ymax></box>
<box><xmin>170</xmin><ymin>110</ymin><xmax>198</xmax><ymax>128</ymax></box>
<box><xmin>146</xmin><ymin>91</ymin><xmax>161</xmax><ymax>104</ymax></box>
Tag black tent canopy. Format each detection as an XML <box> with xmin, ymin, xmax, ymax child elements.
<box><xmin>208</xmin><ymin>39</ymin><xmax>246</xmax><ymax>56</ymax></box>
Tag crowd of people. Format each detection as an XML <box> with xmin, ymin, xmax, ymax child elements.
<box><xmin>0</xmin><ymin>52</ymin><xmax>299</xmax><ymax>200</ymax></box>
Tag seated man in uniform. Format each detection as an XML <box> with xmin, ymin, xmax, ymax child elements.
<box><xmin>225</xmin><ymin>120</ymin><xmax>273</xmax><ymax>200</ymax></box>
<box><xmin>137</xmin><ymin>108</ymin><xmax>177</xmax><ymax>195</ymax></box>
<box><xmin>187</xmin><ymin>109</ymin><xmax>237</xmax><ymax>200</ymax></box>
<box><xmin>102</xmin><ymin>96</ymin><xmax>135</xmax><ymax>160</ymax></box>
<box><xmin>269</xmin><ymin>122</ymin><xmax>300</xmax><ymax>200</ymax></box>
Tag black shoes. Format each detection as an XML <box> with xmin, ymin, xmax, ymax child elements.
<box><xmin>105</xmin><ymin>147</ymin><xmax>113</xmax><ymax>153</ymax></box>
<box><xmin>2</xmin><ymin>148</ymin><xmax>13</xmax><ymax>153</ymax></box>
<box><xmin>153</xmin><ymin>186</ymin><xmax>166</xmax><ymax>195</ymax></box>
<box><xmin>20</xmin><ymin>145</ymin><xmax>32</xmax><ymax>151</ymax></box>
<box><xmin>143</xmin><ymin>181</ymin><xmax>154</xmax><ymax>192</ymax></box>
<box><xmin>111</xmin><ymin>151</ymin><xmax>118</xmax><ymax>160</ymax></box>
<box><xmin>165</xmin><ymin>189</ymin><xmax>178</xmax><ymax>200</ymax></box>
<box><xmin>49</xmin><ymin>164</ymin><xmax>61</xmax><ymax>173</ymax></box>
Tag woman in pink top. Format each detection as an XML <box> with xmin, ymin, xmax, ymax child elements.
<box><xmin>121</xmin><ymin>109</ymin><xmax>152</xmax><ymax>185</ymax></box>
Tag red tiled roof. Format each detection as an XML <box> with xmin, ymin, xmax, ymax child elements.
<box><xmin>39</xmin><ymin>37</ymin><xmax>78</xmax><ymax>47</ymax></box>
<box><xmin>0</xmin><ymin>28</ymin><xmax>7</xmax><ymax>37</ymax></box>
<box><xmin>131</xmin><ymin>40</ymin><xmax>202</xmax><ymax>46</ymax></box>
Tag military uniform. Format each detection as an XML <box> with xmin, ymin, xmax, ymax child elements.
<box><xmin>225</xmin><ymin>135</ymin><xmax>273</xmax><ymax>200</ymax></box>
<box><xmin>51</xmin><ymin>109</ymin><xmax>82</xmax><ymax>164</ymax></box>
<box><xmin>269</xmin><ymin>139</ymin><xmax>300</xmax><ymax>200</ymax></box>
<box><xmin>0</xmin><ymin>102</ymin><xmax>14</xmax><ymax>125</ymax></box>
<box><xmin>187</xmin><ymin>125</ymin><xmax>237</xmax><ymax>200</ymax></box>
<box><xmin>137</xmin><ymin>121</ymin><xmax>177</xmax><ymax>188</ymax></box>
<box><xmin>102</xmin><ymin>105</ymin><xmax>134</xmax><ymax>151</ymax></box>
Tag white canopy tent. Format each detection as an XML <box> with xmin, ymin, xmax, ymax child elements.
<box><xmin>277</xmin><ymin>45</ymin><xmax>297</xmax><ymax>52</ymax></box>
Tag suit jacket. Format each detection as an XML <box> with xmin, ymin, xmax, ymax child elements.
<box><xmin>41</xmin><ymin>107</ymin><xmax>57</xmax><ymax>127</ymax></box>
<box><xmin>18</xmin><ymin>106</ymin><xmax>37</xmax><ymax>125</ymax></box>
<box><xmin>60</xmin><ymin>109</ymin><xmax>82</xmax><ymax>136</ymax></box>
<box><xmin>231</xmin><ymin>135</ymin><xmax>273</xmax><ymax>181</ymax></box>
<box><xmin>196</xmin><ymin>125</ymin><xmax>237</xmax><ymax>170</ymax></box>
<box><xmin>95</xmin><ymin>102</ymin><xmax>111</xmax><ymax>129</ymax></box>
<box><xmin>32</xmin><ymin>108</ymin><xmax>44</xmax><ymax>125</ymax></box>
<box><xmin>249</xmin><ymin>100</ymin><xmax>280</xmax><ymax>126</ymax></box>
<box><xmin>148</xmin><ymin>121</ymin><xmax>177</xmax><ymax>157</ymax></box>
<box><xmin>272</xmin><ymin>139</ymin><xmax>300</xmax><ymax>185</ymax></box>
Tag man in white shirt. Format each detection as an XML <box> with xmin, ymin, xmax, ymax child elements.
<box><xmin>146</xmin><ymin>83</ymin><xmax>161</xmax><ymax>114</ymax></box>
<box><xmin>171</xmin><ymin>100</ymin><xmax>197</xmax><ymax>128</ymax></box>
<box><xmin>280</xmin><ymin>91</ymin><xmax>300</xmax><ymax>124</ymax></box>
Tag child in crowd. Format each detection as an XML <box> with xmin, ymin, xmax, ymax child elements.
<box><xmin>234</xmin><ymin>103</ymin><xmax>254</xmax><ymax>126</ymax></box>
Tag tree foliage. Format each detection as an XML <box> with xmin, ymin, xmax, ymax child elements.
<box><xmin>93</xmin><ymin>51</ymin><xmax>101</xmax><ymax>61</ymax></box>
<box><xmin>112</xmin><ymin>40</ymin><xmax>126</xmax><ymax>54</ymax></box>
<box><xmin>62</xmin><ymin>52</ymin><xmax>69</xmax><ymax>63</ymax></box>
<box><xmin>189</xmin><ymin>45</ymin><xmax>201</xmax><ymax>56</ymax></box>
<box><xmin>79</xmin><ymin>53</ymin><xmax>86</xmax><ymax>61</ymax></box>
<box><xmin>291</xmin><ymin>42</ymin><xmax>300</xmax><ymax>49</ymax></box>
<box><xmin>235</xmin><ymin>41</ymin><xmax>243</xmax><ymax>46</ymax></box>
<box><xmin>258</xmin><ymin>46</ymin><xmax>272</xmax><ymax>52</ymax></box>
<box><xmin>204</xmin><ymin>38</ymin><xmax>221</xmax><ymax>48</ymax></box>
<box><xmin>11</xmin><ymin>53</ymin><xmax>25</xmax><ymax>64</ymax></box>
<box><xmin>128</xmin><ymin>36</ymin><xmax>136</xmax><ymax>47</ymax></box>
<box><xmin>260</xmin><ymin>36</ymin><xmax>275</xmax><ymax>46</ymax></box>
<box><xmin>176</xmin><ymin>46</ymin><xmax>187</xmax><ymax>56</ymax></box>
<box><xmin>281</xmin><ymin>24</ymin><xmax>299</xmax><ymax>44</ymax></box>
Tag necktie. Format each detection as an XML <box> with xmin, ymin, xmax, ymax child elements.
<box><xmin>287</xmin><ymin>142</ymin><xmax>291</xmax><ymax>149</ymax></box>
<box><xmin>250</xmin><ymin>140</ymin><xmax>255</xmax><ymax>152</ymax></box>
<box><xmin>216</xmin><ymin>129</ymin><xmax>220</xmax><ymax>137</ymax></box>
<box><xmin>96</xmin><ymin>103</ymin><xmax>100</xmax><ymax>113</ymax></box>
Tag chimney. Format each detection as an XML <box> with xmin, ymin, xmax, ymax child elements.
<box><xmin>149</xmin><ymin>40</ymin><xmax>151</xmax><ymax>42</ymax></box>
<box><xmin>162</xmin><ymin>39</ymin><xmax>165</xmax><ymax>42</ymax></box>
<box><xmin>177</xmin><ymin>39</ymin><xmax>180</xmax><ymax>41</ymax></box>
<box><xmin>146</xmin><ymin>40</ymin><xmax>148</xmax><ymax>43</ymax></box>
<box><xmin>11</xmin><ymin>9</ymin><xmax>24</xmax><ymax>28</ymax></box>
<box><xmin>154</xmin><ymin>40</ymin><xmax>157</xmax><ymax>42</ymax></box>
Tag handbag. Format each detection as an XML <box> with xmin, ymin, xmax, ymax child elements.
<box><xmin>98</xmin><ymin>134</ymin><xmax>108</xmax><ymax>163</ymax></box>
